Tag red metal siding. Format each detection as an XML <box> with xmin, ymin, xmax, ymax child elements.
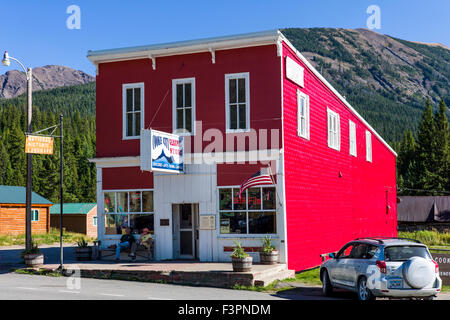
<box><xmin>102</xmin><ymin>167</ymin><xmax>154</xmax><ymax>190</ymax></box>
<box><xmin>281</xmin><ymin>42</ymin><xmax>397</xmax><ymax>271</ymax></box>
<box><xmin>95</xmin><ymin>45</ymin><xmax>282</xmax><ymax>158</ymax></box>
<box><xmin>217</xmin><ymin>162</ymin><xmax>277</xmax><ymax>186</ymax></box>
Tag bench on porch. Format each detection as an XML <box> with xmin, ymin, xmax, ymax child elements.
<box><xmin>96</xmin><ymin>239</ymin><xmax>155</xmax><ymax>261</ymax></box>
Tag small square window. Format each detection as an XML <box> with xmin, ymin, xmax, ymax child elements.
<box><xmin>31</xmin><ymin>209</ymin><xmax>39</xmax><ymax>222</ymax></box>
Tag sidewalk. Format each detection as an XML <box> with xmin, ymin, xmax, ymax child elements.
<box><xmin>0</xmin><ymin>245</ymin><xmax>295</xmax><ymax>288</ymax></box>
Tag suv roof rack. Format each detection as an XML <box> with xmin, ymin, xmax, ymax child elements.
<box><xmin>355</xmin><ymin>237</ymin><xmax>422</xmax><ymax>244</ymax></box>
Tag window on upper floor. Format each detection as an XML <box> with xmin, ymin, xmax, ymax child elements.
<box><xmin>225</xmin><ymin>73</ymin><xmax>250</xmax><ymax>132</ymax></box>
<box><xmin>366</xmin><ymin>130</ymin><xmax>372</xmax><ymax>162</ymax></box>
<box><xmin>297</xmin><ymin>90</ymin><xmax>310</xmax><ymax>140</ymax></box>
<box><xmin>349</xmin><ymin>120</ymin><xmax>357</xmax><ymax>157</ymax></box>
<box><xmin>123</xmin><ymin>83</ymin><xmax>144</xmax><ymax>139</ymax></box>
<box><xmin>172</xmin><ymin>78</ymin><xmax>195</xmax><ymax>135</ymax></box>
<box><xmin>327</xmin><ymin>108</ymin><xmax>340</xmax><ymax>151</ymax></box>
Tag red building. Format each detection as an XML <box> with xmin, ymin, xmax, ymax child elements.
<box><xmin>88</xmin><ymin>30</ymin><xmax>397</xmax><ymax>271</ymax></box>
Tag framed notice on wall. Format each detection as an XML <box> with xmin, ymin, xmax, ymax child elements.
<box><xmin>200</xmin><ymin>215</ymin><xmax>216</xmax><ymax>230</ymax></box>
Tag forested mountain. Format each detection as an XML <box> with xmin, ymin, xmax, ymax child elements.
<box><xmin>282</xmin><ymin>28</ymin><xmax>450</xmax><ymax>144</ymax></box>
<box><xmin>0</xmin><ymin>83</ymin><xmax>96</xmax><ymax>203</ymax></box>
<box><xmin>0</xmin><ymin>28</ymin><xmax>449</xmax><ymax>203</ymax></box>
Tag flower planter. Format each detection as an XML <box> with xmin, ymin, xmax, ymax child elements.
<box><xmin>232</xmin><ymin>256</ymin><xmax>253</xmax><ymax>272</ymax></box>
<box><xmin>259</xmin><ymin>250</ymin><xmax>279</xmax><ymax>265</ymax></box>
<box><xmin>24</xmin><ymin>254</ymin><xmax>44</xmax><ymax>268</ymax></box>
<box><xmin>75</xmin><ymin>247</ymin><xmax>92</xmax><ymax>261</ymax></box>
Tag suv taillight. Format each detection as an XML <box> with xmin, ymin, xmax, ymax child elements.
<box><xmin>433</xmin><ymin>260</ymin><xmax>439</xmax><ymax>274</ymax></box>
<box><xmin>376</xmin><ymin>260</ymin><xmax>387</xmax><ymax>274</ymax></box>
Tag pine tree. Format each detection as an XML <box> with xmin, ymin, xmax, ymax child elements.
<box><xmin>433</xmin><ymin>98</ymin><xmax>449</xmax><ymax>191</ymax></box>
<box><xmin>412</xmin><ymin>99</ymin><xmax>437</xmax><ymax>193</ymax></box>
<box><xmin>397</xmin><ymin>129</ymin><xmax>416</xmax><ymax>192</ymax></box>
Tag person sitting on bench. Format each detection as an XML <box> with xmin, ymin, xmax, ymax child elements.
<box><xmin>115</xmin><ymin>227</ymin><xmax>135</xmax><ymax>261</ymax></box>
<box><xmin>130</xmin><ymin>227</ymin><xmax>152</xmax><ymax>260</ymax></box>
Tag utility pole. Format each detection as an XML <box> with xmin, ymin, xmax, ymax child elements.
<box><xmin>59</xmin><ymin>114</ymin><xmax>64</xmax><ymax>271</ymax></box>
<box><xmin>25</xmin><ymin>68</ymin><xmax>33</xmax><ymax>251</ymax></box>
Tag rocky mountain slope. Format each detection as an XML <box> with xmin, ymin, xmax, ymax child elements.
<box><xmin>0</xmin><ymin>65</ymin><xmax>94</xmax><ymax>99</ymax></box>
<box><xmin>282</xmin><ymin>28</ymin><xmax>450</xmax><ymax>142</ymax></box>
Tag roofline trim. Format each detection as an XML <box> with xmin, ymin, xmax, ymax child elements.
<box><xmin>87</xmin><ymin>29</ymin><xmax>281</xmax><ymax>64</ymax></box>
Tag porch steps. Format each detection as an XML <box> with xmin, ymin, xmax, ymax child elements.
<box><xmin>253</xmin><ymin>264</ymin><xmax>296</xmax><ymax>287</ymax></box>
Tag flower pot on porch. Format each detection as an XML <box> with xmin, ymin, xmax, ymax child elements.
<box><xmin>259</xmin><ymin>250</ymin><xmax>279</xmax><ymax>265</ymax></box>
<box><xmin>232</xmin><ymin>256</ymin><xmax>253</xmax><ymax>272</ymax></box>
<box><xmin>75</xmin><ymin>247</ymin><xmax>92</xmax><ymax>261</ymax></box>
<box><xmin>24</xmin><ymin>254</ymin><xmax>44</xmax><ymax>268</ymax></box>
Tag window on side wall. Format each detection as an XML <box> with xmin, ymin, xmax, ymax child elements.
<box><xmin>123</xmin><ymin>83</ymin><xmax>144</xmax><ymax>139</ymax></box>
<box><xmin>349</xmin><ymin>120</ymin><xmax>357</xmax><ymax>157</ymax></box>
<box><xmin>297</xmin><ymin>90</ymin><xmax>310</xmax><ymax>140</ymax></box>
<box><xmin>31</xmin><ymin>209</ymin><xmax>39</xmax><ymax>222</ymax></box>
<box><xmin>327</xmin><ymin>108</ymin><xmax>340</xmax><ymax>151</ymax></box>
<box><xmin>225</xmin><ymin>73</ymin><xmax>250</xmax><ymax>132</ymax></box>
<box><xmin>366</xmin><ymin>130</ymin><xmax>372</xmax><ymax>162</ymax></box>
<box><xmin>173</xmin><ymin>78</ymin><xmax>195</xmax><ymax>135</ymax></box>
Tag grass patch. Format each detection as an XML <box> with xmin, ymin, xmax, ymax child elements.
<box><xmin>0</xmin><ymin>228</ymin><xmax>96</xmax><ymax>247</ymax></box>
<box><xmin>13</xmin><ymin>268</ymin><xmax>62</xmax><ymax>277</ymax></box>
<box><xmin>398</xmin><ymin>230</ymin><xmax>450</xmax><ymax>247</ymax></box>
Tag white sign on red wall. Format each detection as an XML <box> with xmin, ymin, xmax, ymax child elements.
<box><xmin>140</xmin><ymin>129</ymin><xmax>184</xmax><ymax>173</ymax></box>
<box><xmin>285</xmin><ymin>56</ymin><xmax>304</xmax><ymax>87</ymax></box>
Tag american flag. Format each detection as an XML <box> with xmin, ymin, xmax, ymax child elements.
<box><xmin>239</xmin><ymin>170</ymin><xmax>274</xmax><ymax>198</ymax></box>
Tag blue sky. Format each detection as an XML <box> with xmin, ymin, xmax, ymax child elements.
<box><xmin>0</xmin><ymin>0</ymin><xmax>449</xmax><ymax>75</ymax></box>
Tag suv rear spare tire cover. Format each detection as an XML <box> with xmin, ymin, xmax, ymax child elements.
<box><xmin>402</xmin><ymin>257</ymin><xmax>435</xmax><ymax>289</ymax></box>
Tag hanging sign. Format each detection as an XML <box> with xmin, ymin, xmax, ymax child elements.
<box><xmin>140</xmin><ymin>129</ymin><xmax>184</xmax><ymax>173</ymax></box>
<box><xmin>25</xmin><ymin>135</ymin><xmax>54</xmax><ymax>155</ymax></box>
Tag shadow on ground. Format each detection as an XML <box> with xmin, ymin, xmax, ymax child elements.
<box><xmin>271</xmin><ymin>286</ymin><xmax>356</xmax><ymax>300</ymax></box>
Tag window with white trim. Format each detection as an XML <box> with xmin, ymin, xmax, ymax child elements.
<box><xmin>123</xmin><ymin>83</ymin><xmax>144</xmax><ymax>139</ymax></box>
<box><xmin>173</xmin><ymin>78</ymin><xmax>195</xmax><ymax>135</ymax></box>
<box><xmin>349</xmin><ymin>120</ymin><xmax>357</xmax><ymax>157</ymax></box>
<box><xmin>218</xmin><ymin>187</ymin><xmax>276</xmax><ymax>235</ymax></box>
<box><xmin>103</xmin><ymin>190</ymin><xmax>154</xmax><ymax>235</ymax></box>
<box><xmin>327</xmin><ymin>108</ymin><xmax>340</xmax><ymax>151</ymax></box>
<box><xmin>297</xmin><ymin>90</ymin><xmax>310</xmax><ymax>139</ymax></box>
<box><xmin>225</xmin><ymin>73</ymin><xmax>250</xmax><ymax>132</ymax></box>
<box><xmin>366</xmin><ymin>130</ymin><xmax>372</xmax><ymax>162</ymax></box>
<box><xmin>31</xmin><ymin>209</ymin><xmax>39</xmax><ymax>222</ymax></box>
<box><xmin>93</xmin><ymin>216</ymin><xmax>98</xmax><ymax>227</ymax></box>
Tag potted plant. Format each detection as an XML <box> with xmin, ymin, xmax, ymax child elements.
<box><xmin>21</xmin><ymin>241</ymin><xmax>44</xmax><ymax>268</ymax></box>
<box><xmin>259</xmin><ymin>236</ymin><xmax>279</xmax><ymax>265</ymax></box>
<box><xmin>230</xmin><ymin>241</ymin><xmax>252</xmax><ymax>272</ymax></box>
<box><xmin>74</xmin><ymin>238</ymin><xmax>92</xmax><ymax>261</ymax></box>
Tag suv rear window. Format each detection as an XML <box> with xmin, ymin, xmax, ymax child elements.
<box><xmin>384</xmin><ymin>246</ymin><xmax>430</xmax><ymax>261</ymax></box>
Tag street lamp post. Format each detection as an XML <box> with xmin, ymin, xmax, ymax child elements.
<box><xmin>2</xmin><ymin>51</ymin><xmax>33</xmax><ymax>251</ymax></box>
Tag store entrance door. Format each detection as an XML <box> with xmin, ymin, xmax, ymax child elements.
<box><xmin>172</xmin><ymin>204</ymin><xmax>199</xmax><ymax>259</ymax></box>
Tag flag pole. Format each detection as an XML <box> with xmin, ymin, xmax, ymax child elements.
<box><xmin>267</xmin><ymin>163</ymin><xmax>283</xmax><ymax>206</ymax></box>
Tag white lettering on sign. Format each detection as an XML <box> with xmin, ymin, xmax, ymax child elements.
<box><xmin>285</xmin><ymin>56</ymin><xmax>304</xmax><ymax>87</ymax></box>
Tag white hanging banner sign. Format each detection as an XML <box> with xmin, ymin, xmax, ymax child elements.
<box><xmin>140</xmin><ymin>129</ymin><xmax>184</xmax><ymax>173</ymax></box>
<box><xmin>285</xmin><ymin>56</ymin><xmax>304</xmax><ymax>87</ymax></box>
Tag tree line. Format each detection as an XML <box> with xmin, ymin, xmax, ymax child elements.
<box><xmin>396</xmin><ymin>98</ymin><xmax>449</xmax><ymax>195</ymax></box>
<box><xmin>0</xmin><ymin>83</ymin><xmax>96</xmax><ymax>203</ymax></box>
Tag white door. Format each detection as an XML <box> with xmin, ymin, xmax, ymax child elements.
<box><xmin>173</xmin><ymin>204</ymin><xmax>198</xmax><ymax>259</ymax></box>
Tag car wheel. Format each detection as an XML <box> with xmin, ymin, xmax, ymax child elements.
<box><xmin>423</xmin><ymin>296</ymin><xmax>437</xmax><ymax>300</ymax></box>
<box><xmin>321</xmin><ymin>270</ymin><xmax>333</xmax><ymax>296</ymax></box>
<box><xmin>357</xmin><ymin>276</ymin><xmax>375</xmax><ymax>301</ymax></box>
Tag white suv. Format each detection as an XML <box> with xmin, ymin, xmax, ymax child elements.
<box><xmin>320</xmin><ymin>238</ymin><xmax>442</xmax><ymax>300</ymax></box>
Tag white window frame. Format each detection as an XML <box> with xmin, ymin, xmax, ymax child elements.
<box><xmin>327</xmin><ymin>108</ymin><xmax>340</xmax><ymax>151</ymax></box>
<box><xmin>216</xmin><ymin>185</ymin><xmax>278</xmax><ymax>238</ymax></box>
<box><xmin>102</xmin><ymin>188</ymin><xmax>155</xmax><ymax>239</ymax></box>
<box><xmin>122</xmin><ymin>82</ymin><xmax>145</xmax><ymax>140</ymax></box>
<box><xmin>172</xmin><ymin>77</ymin><xmax>196</xmax><ymax>136</ymax></box>
<box><xmin>297</xmin><ymin>90</ymin><xmax>310</xmax><ymax>140</ymax></box>
<box><xmin>366</xmin><ymin>130</ymin><xmax>372</xmax><ymax>162</ymax></box>
<box><xmin>93</xmin><ymin>216</ymin><xmax>98</xmax><ymax>227</ymax></box>
<box><xmin>31</xmin><ymin>209</ymin><xmax>39</xmax><ymax>222</ymax></box>
<box><xmin>349</xmin><ymin>120</ymin><xmax>357</xmax><ymax>157</ymax></box>
<box><xmin>225</xmin><ymin>72</ymin><xmax>250</xmax><ymax>133</ymax></box>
